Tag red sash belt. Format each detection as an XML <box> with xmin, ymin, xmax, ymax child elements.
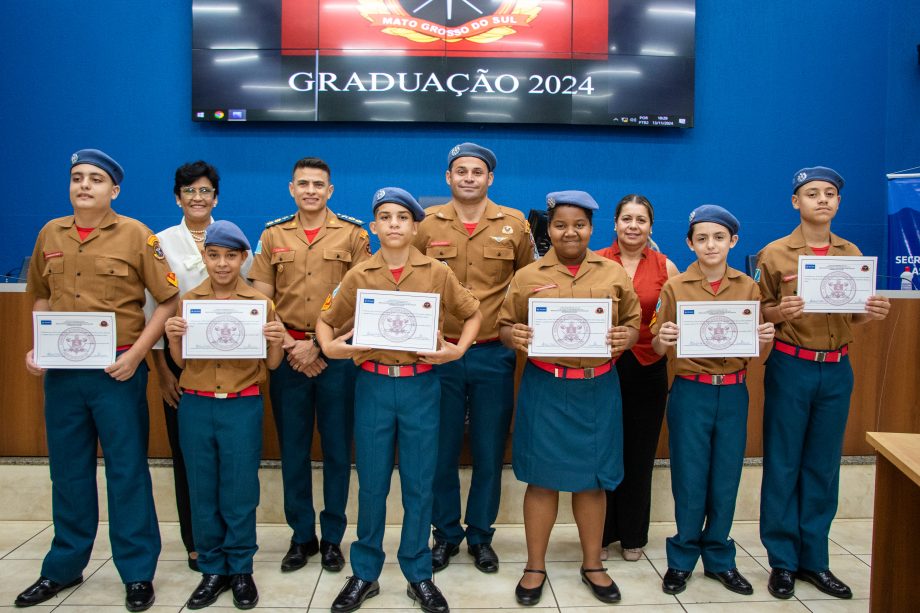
<box><xmin>678</xmin><ymin>370</ymin><xmax>747</xmax><ymax>386</ymax></box>
<box><xmin>444</xmin><ymin>336</ymin><xmax>500</xmax><ymax>345</ymax></box>
<box><xmin>528</xmin><ymin>358</ymin><xmax>613</xmax><ymax>380</ymax></box>
<box><xmin>183</xmin><ymin>384</ymin><xmax>261</xmax><ymax>399</ymax></box>
<box><xmin>359</xmin><ymin>361</ymin><xmax>433</xmax><ymax>377</ymax></box>
<box><xmin>774</xmin><ymin>340</ymin><xmax>848</xmax><ymax>363</ymax></box>
<box><xmin>286</xmin><ymin>328</ymin><xmax>313</xmax><ymax>341</ymax></box>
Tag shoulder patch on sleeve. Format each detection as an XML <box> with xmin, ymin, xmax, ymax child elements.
<box><xmin>753</xmin><ymin>268</ymin><xmax>762</xmax><ymax>282</ymax></box>
<box><xmin>254</xmin><ymin>240</ymin><xmax>263</xmax><ymax>255</ymax></box>
<box><xmin>336</xmin><ymin>213</ymin><xmax>364</xmax><ymax>226</ymax></box>
<box><xmin>265</xmin><ymin>213</ymin><xmax>295</xmax><ymax>228</ymax></box>
<box><xmin>147</xmin><ymin>235</ymin><xmax>165</xmax><ymax>260</ymax></box>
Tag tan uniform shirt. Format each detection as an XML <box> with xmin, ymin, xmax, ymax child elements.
<box><xmin>498</xmin><ymin>248</ymin><xmax>641</xmax><ymax>369</ymax></box>
<box><xmin>27</xmin><ymin>209</ymin><xmax>179</xmax><ymax>346</ymax></box>
<box><xmin>650</xmin><ymin>261</ymin><xmax>761</xmax><ymax>376</ymax></box>
<box><xmin>177</xmin><ymin>277</ymin><xmax>276</xmax><ymax>393</ymax></box>
<box><xmin>248</xmin><ymin>209</ymin><xmax>370</xmax><ymax>333</ymax></box>
<box><xmin>756</xmin><ymin>225</ymin><xmax>860</xmax><ymax>350</ymax></box>
<box><xmin>320</xmin><ymin>247</ymin><xmax>480</xmax><ymax>366</ymax></box>
<box><xmin>414</xmin><ymin>200</ymin><xmax>534</xmax><ymax>339</ymax></box>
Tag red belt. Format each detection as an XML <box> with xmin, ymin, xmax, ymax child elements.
<box><xmin>360</xmin><ymin>361</ymin><xmax>433</xmax><ymax>377</ymax></box>
<box><xmin>286</xmin><ymin>328</ymin><xmax>313</xmax><ymax>341</ymax></box>
<box><xmin>444</xmin><ymin>336</ymin><xmax>499</xmax><ymax>345</ymax></box>
<box><xmin>116</xmin><ymin>344</ymin><xmax>133</xmax><ymax>352</ymax></box>
<box><xmin>183</xmin><ymin>384</ymin><xmax>261</xmax><ymax>399</ymax></box>
<box><xmin>774</xmin><ymin>340</ymin><xmax>848</xmax><ymax>363</ymax></box>
<box><xmin>678</xmin><ymin>370</ymin><xmax>747</xmax><ymax>386</ymax></box>
<box><xmin>528</xmin><ymin>358</ymin><xmax>613</xmax><ymax>380</ymax></box>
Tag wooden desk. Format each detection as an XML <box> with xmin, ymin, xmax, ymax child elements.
<box><xmin>866</xmin><ymin>432</ymin><xmax>920</xmax><ymax>613</ymax></box>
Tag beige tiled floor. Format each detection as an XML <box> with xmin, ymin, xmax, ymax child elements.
<box><xmin>0</xmin><ymin>520</ymin><xmax>872</xmax><ymax>612</ymax></box>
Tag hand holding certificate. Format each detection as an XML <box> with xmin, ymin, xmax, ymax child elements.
<box><xmin>181</xmin><ymin>300</ymin><xmax>268</xmax><ymax>359</ymax></box>
<box><xmin>528</xmin><ymin>298</ymin><xmax>613</xmax><ymax>358</ymax></box>
<box><xmin>353</xmin><ymin>289</ymin><xmax>440</xmax><ymax>352</ymax></box>
<box><xmin>797</xmin><ymin>255</ymin><xmax>877</xmax><ymax>313</ymax></box>
<box><xmin>676</xmin><ymin>301</ymin><xmax>760</xmax><ymax>358</ymax></box>
<box><xmin>33</xmin><ymin>312</ymin><xmax>116</xmax><ymax>369</ymax></box>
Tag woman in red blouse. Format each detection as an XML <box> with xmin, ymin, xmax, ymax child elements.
<box><xmin>597</xmin><ymin>194</ymin><xmax>679</xmax><ymax>562</ymax></box>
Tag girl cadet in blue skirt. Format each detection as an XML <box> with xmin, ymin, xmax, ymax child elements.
<box><xmin>165</xmin><ymin>221</ymin><xmax>285</xmax><ymax>610</ymax></box>
<box><xmin>498</xmin><ymin>191</ymin><xmax>641</xmax><ymax>606</ymax></box>
<box><xmin>650</xmin><ymin>205</ymin><xmax>775</xmax><ymax>597</ymax></box>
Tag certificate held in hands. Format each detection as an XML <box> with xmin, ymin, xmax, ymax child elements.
<box><xmin>797</xmin><ymin>255</ymin><xmax>877</xmax><ymax>313</ymax></box>
<box><xmin>528</xmin><ymin>298</ymin><xmax>612</xmax><ymax>358</ymax></box>
<box><xmin>353</xmin><ymin>289</ymin><xmax>441</xmax><ymax>352</ymax></box>
<box><xmin>182</xmin><ymin>300</ymin><xmax>268</xmax><ymax>359</ymax></box>
<box><xmin>676</xmin><ymin>301</ymin><xmax>760</xmax><ymax>358</ymax></box>
<box><xmin>33</xmin><ymin>311</ymin><xmax>116</xmax><ymax>369</ymax></box>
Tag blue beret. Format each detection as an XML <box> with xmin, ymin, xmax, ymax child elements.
<box><xmin>70</xmin><ymin>148</ymin><xmax>124</xmax><ymax>185</ymax></box>
<box><xmin>372</xmin><ymin>187</ymin><xmax>425</xmax><ymax>222</ymax></box>
<box><xmin>447</xmin><ymin>142</ymin><xmax>497</xmax><ymax>172</ymax></box>
<box><xmin>688</xmin><ymin>204</ymin><xmax>740</xmax><ymax>236</ymax></box>
<box><xmin>546</xmin><ymin>190</ymin><xmax>599</xmax><ymax>211</ymax></box>
<box><xmin>204</xmin><ymin>220</ymin><xmax>251</xmax><ymax>252</ymax></box>
<box><xmin>792</xmin><ymin>166</ymin><xmax>844</xmax><ymax>193</ymax></box>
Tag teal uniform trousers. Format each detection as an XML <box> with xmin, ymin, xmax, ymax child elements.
<box><xmin>431</xmin><ymin>341</ymin><xmax>514</xmax><ymax>546</ymax></box>
<box><xmin>666</xmin><ymin>377</ymin><xmax>748</xmax><ymax>573</ymax></box>
<box><xmin>41</xmin><ymin>361</ymin><xmax>160</xmax><ymax>584</ymax></box>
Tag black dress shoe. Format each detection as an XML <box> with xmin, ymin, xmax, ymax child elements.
<box><xmin>320</xmin><ymin>540</ymin><xmax>346</xmax><ymax>572</ymax></box>
<box><xmin>768</xmin><ymin>568</ymin><xmax>795</xmax><ymax>599</ymax></box>
<box><xmin>431</xmin><ymin>541</ymin><xmax>459</xmax><ymax>573</ymax></box>
<box><xmin>14</xmin><ymin>576</ymin><xmax>83</xmax><ymax>607</ymax></box>
<box><xmin>796</xmin><ymin>568</ymin><xmax>852</xmax><ymax>599</ymax></box>
<box><xmin>704</xmin><ymin>568</ymin><xmax>753</xmax><ymax>595</ymax></box>
<box><xmin>186</xmin><ymin>574</ymin><xmax>230</xmax><ymax>609</ymax></box>
<box><xmin>580</xmin><ymin>567</ymin><xmax>621</xmax><ymax>603</ymax></box>
<box><xmin>331</xmin><ymin>577</ymin><xmax>380</xmax><ymax>613</ymax></box>
<box><xmin>468</xmin><ymin>543</ymin><xmax>499</xmax><ymax>573</ymax></box>
<box><xmin>662</xmin><ymin>568</ymin><xmax>691</xmax><ymax>595</ymax></box>
<box><xmin>230</xmin><ymin>574</ymin><xmax>259</xmax><ymax>610</ymax></box>
<box><xmin>407</xmin><ymin>580</ymin><xmax>449</xmax><ymax>613</ymax></box>
<box><xmin>515</xmin><ymin>569</ymin><xmax>546</xmax><ymax>606</ymax></box>
<box><xmin>280</xmin><ymin>537</ymin><xmax>319</xmax><ymax>572</ymax></box>
<box><xmin>125</xmin><ymin>581</ymin><xmax>155</xmax><ymax>612</ymax></box>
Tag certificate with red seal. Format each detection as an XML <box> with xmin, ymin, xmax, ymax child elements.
<box><xmin>353</xmin><ymin>289</ymin><xmax>441</xmax><ymax>352</ymax></box>
<box><xmin>33</xmin><ymin>311</ymin><xmax>116</xmax><ymax>369</ymax></box>
<box><xmin>676</xmin><ymin>301</ymin><xmax>760</xmax><ymax>358</ymax></box>
<box><xmin>528</xmin><ymin>298</ymin><xmax>612</xmax><ymax>358</ymax></box>
<box><xmin>182</xmin><ymin>300</ymin><xmax>268</xmax><ymax>359</ymax></box>
<box><xmin>797</xmin><ymin>255</ymin><xmax>877</xmax><ymax>313</ymax></box>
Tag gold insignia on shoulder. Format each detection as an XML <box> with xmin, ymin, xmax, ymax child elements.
<box><xmin>321</xmin><ymin>293</ymin><xmax>333</xmax><ymax>311</ymax></box>
<box><xmin>147</xmin><ymin>235</ymin><xmax>165</xmax><ymax>260</ymax></box>
<box><xmin>525</xmin><ymin>220</ymin><xmax>532</xmax><ymax>233</ymax></box>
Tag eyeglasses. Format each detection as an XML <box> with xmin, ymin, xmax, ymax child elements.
<box><xmin>180</xmin><ymin>187</ymin><xmax>215</xmax><ymax>196</ymax></box>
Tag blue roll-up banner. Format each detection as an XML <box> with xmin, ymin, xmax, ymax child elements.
<box><xmin>887</xmin><ymin>173</ymin><xmax>920</xmax><ymax>290</ymax></box>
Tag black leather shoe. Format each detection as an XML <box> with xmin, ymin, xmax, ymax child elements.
<box><xmin>662</xmin><ymin>568</ymin><xmax>691</xmax><ymax>595</ymax></box>
<box><xmin>704</xmin><ymin>568</ymin><xmax>753</xmax><ymax>595</ymax></box>
<box><xmin>796</xmin><ymin>569</ymin><xmax>852</xmax><ymax>599</ymax></box>
<box><xmin>230</xmin><ymin>574</ymin><xmax>258</xmax><ymax>610</ymax></box>
<box><xmin>431</xmin><ymin>541</ymin><xmax>460</xmax><ymax>573</ymax></box>
<box><xmin>186</xmin><ymin>574</ymin><xmax>230</xmax><ymax>609</ymax></box>
<box><xmin>280</xmin><ymin>537</ymin><xmax>319</xmax><ymax>572</ymax></box>
<box><xmin>468</xmin><ymin>543</ymin><xmax>499</xmax><ymax>573</ymax></box>
<box><xmin>331</xmin><ymin>577</ymin><xmax>380</xmax><ymax>613</ymax></box>
<box><xmin>14</xmin><ymin>576</ymin><xmax>83</xmax><ymax>607</ymax></box>
<box><xmin>515</xmin><ymin>569</ymin><xmax>546</xmax><ymax>606</ymax></box>
<box><xmin>407</xmin><ymin>580</ymin><xmax>449</xmax><ymax>613</ymax></box>
<box><xmin>768</xmin><ymin>568</ymin><xmax>795</xmax><ymax>599</ymax></box>
<box><xmin>580</xmin><ymin>567</ymin><xmax>621</xmax><ymax>603</ymax></box>
<box><xmin>125</xmin><ymin>581</ymin><xmax>155</xmax><ymax>612</ymax></box>
<box><xmin>320</xmin><ymin>540</ymin><xmax>346</xmax><ymax>572</ymax></box>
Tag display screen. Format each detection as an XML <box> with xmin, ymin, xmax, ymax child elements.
<box><xmin>192</xmin><ymin>0</ymin><xmax>695</xmax><ymax>127</ymax></box>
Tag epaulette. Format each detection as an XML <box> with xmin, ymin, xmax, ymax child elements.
<box><xmin>265</xmin><ymin>213</ymin><xmax>295</xmax><ymax>228</ymax></box>
<box><xmin>336</xmin><ymin>213</ymin><xmax>364</xmax><ymax>226</ymax></box>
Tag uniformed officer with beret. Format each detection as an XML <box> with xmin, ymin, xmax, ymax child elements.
<box><xmin>414</xmin><ymin>142</ymin><xmax>534</xmax><ymax>574</ymax></box>
<box><xmin>18</xmin><ymin>149</ymin><xmax>179</xmax><ymax>611</ymax></box>
<box><xmin>248</xmin><ymin>157</ymin><xmax>371</xmax><ymax>574</ymax></box>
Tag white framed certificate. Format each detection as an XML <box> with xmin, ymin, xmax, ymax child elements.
<box><xmin>676</xmin><ymin>301</ymin><xmax>760</xmax><ymax>358</ymax></box>
<box><xmin>182</xmin><ymin>300</ymin><xmax>267</xmax><ymax>359</ymax></box>
<box><xmin>797</xmin><ymin>255</ymin><xmax>877</xmax><ymax>313</ymax></box>
<box><xmin>353</xmin><ymin>289</ymin><xmax>440</xmax><ymax>352</ymax></box>
<box><xmin>528</xmin><ymin>298</ymin><xmax>612</xmax><ymax>358</ymax></box>
<box><xmin>33</xmin><ymin>311</ymin><xmax>116</xmax><ymax>369</ymax></box>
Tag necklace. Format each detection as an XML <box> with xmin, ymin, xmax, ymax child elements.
<box><xmin>189</xmin><ymin>228</ymin><xmax>206</xmax><ymax>243</ymax></box>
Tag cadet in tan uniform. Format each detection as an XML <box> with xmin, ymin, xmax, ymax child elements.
<box><xmin>414</xmin><ymin>142</ymin><xmax>534</xmax><ymax>573</ymax></box>
<box><xmin>17</xmin><ymin>149</ymin><xmax>178</xmax><ymax>612</ymax></box>
<box><xmin>499</xmin><ymin>191</ymin><xmax>640</xmax><ymax>606</ymax></box>
<box><xmin>651</xmin><ymin>205</ymin><xmax>774</xmax><ymax>597</ymax></box>
<box><xmin>318</xmin><ymin>187</ymin><xmax>481</xmax><ymax>613</ymax></box>
<box><xmin>165</xmin><ymin>221</ymin><xmax>285</xmax><ymax>610</ymax></box>
<box><xmin>757</xmin><ymin>167</ymin><xmax>890</xmax><ymax>600</ymax></box>
<box><xmin>248</xmin><ymin>157</ymin><xmax>370</xmax><ymax>573</ymax></box>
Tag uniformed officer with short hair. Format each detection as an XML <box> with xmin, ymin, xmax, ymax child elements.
<box><xmin>248</xmin><ymin>157</ymin><xmax>371</xmax><ymax>573</ymax></box>
<box><xmin>17</xmin><ymin>149</ymin><xmax>179</xmax><ymax>611</ymax></box>
<box><xmin>414</xmin><ymin>142</ymin><xmax>534</xmax><ymax>574</ymax></box>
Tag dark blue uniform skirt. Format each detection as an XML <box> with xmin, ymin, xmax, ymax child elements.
<box><xmin>512</xmin><ymin>362</ymin><xmax>623</xmax><ymax>492</ymax></box>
